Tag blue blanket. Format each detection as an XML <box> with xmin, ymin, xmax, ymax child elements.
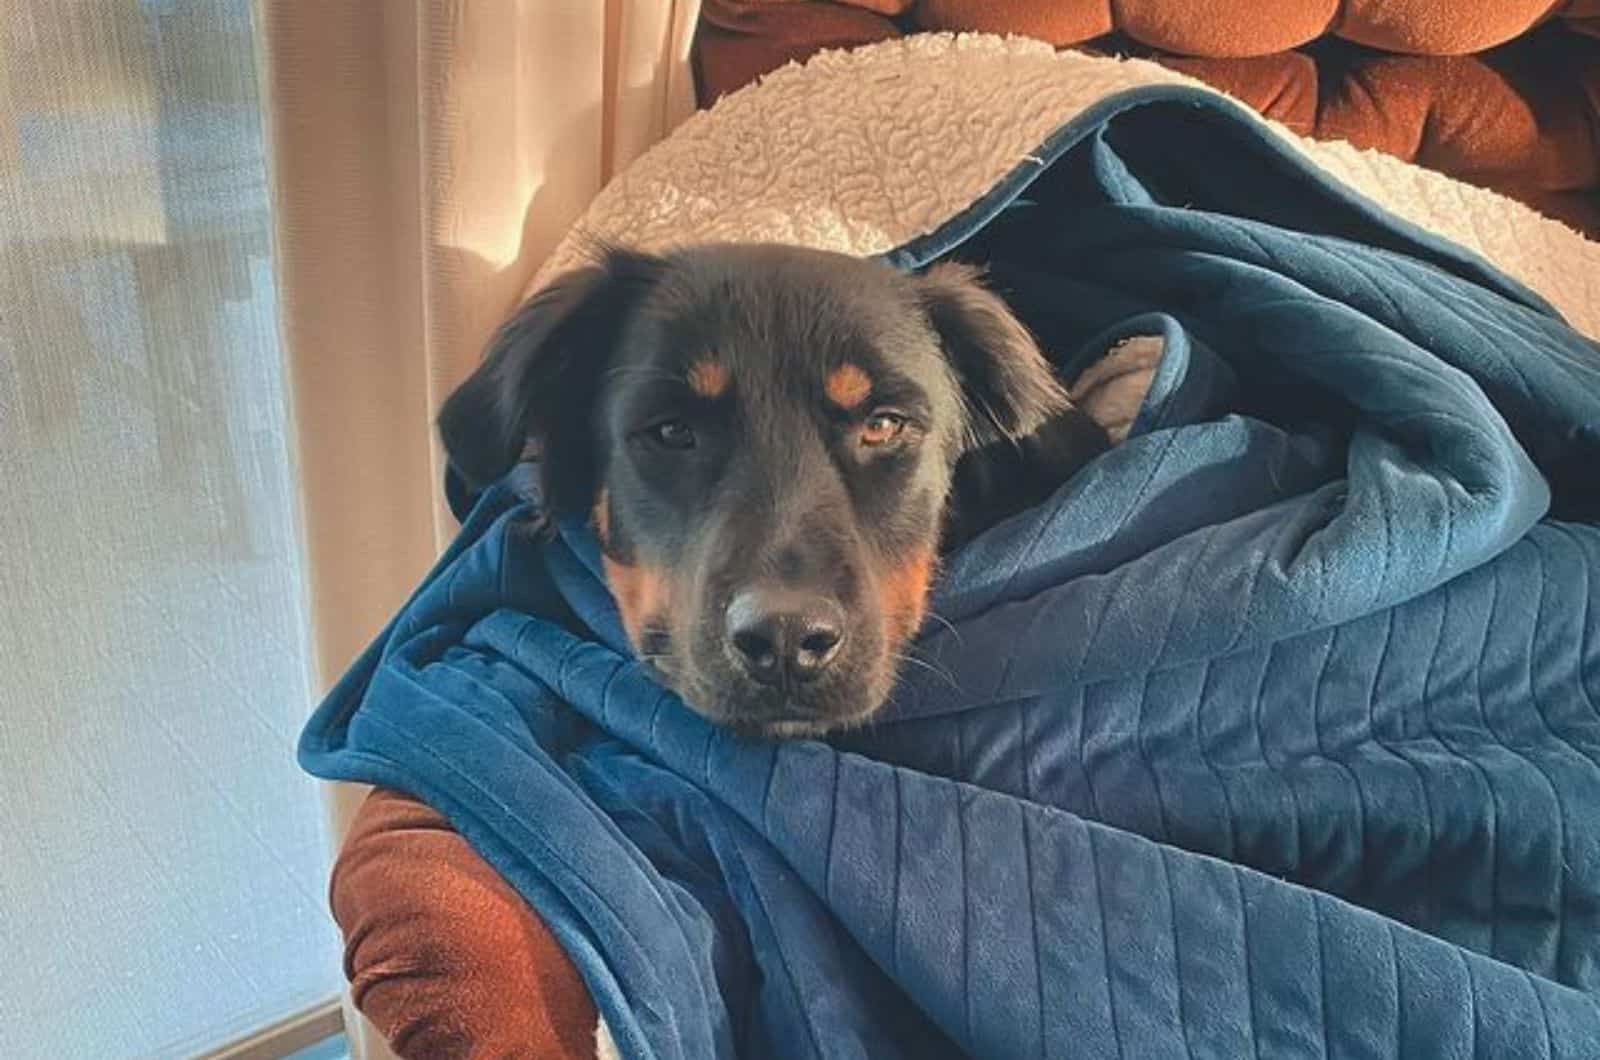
<box><xmin>301</xmin><ymin>86</ymin><xmax>1600</xmax><ymax>1059</ymax></box>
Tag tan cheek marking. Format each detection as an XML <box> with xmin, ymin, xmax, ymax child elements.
<box><xmin>878</xmin><ymin>549</ymin><xmax>935</xmax><ymax>645</ymax></box>
<box><xmin>602</xmin><ymin>556</ymin><xmax>669</xmax><ymax>648</ymax></box>
<box><xmin>592</xmin><ymin>490</ymin><xmax>610</xmax><ymax>546</ymax></box>
<box><xmin>826</xmin><ymin>363</ymin><xmax>872</xmax><ymax>409</ymax></box>
<box><xmin>687</xmin><ymin>356</ymin><xmax>729</xmax><ymax>398</ymax></box>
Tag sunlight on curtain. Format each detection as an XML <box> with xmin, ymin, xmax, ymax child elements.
<box><xmin>0</xmin><ymin>2</ymin><xmax>341</xmax><ymax>1056</ymax></box>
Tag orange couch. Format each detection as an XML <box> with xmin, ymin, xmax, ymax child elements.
<box><xmin>697</xmin><ymin>0</ymin><xmax>1600</xmax><ymax>235</ymax></box>
<box><xmin>333</xmin><ymin>7</ymin><xmax>1599</xmax><ymax>1057</ymax></box>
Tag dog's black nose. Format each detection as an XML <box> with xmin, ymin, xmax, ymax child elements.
<box><xmin>725</xmin><ymin>588</ymin><xmax>845</xmax><ymax>687</ymax></box>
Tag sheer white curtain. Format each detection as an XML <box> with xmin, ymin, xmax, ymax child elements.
<box><xmin>258</xmin><ymin>2</ymin><xmax>698</xmax><ymax>1056</ymax></box>
<box><xmin>1</xmin><ymin>1</ymin><xmax>695</xmax><ymax>1056</ymax></box>
<box><xmin>0</xmin><ymin>1</ymin><xmax>342</xmax><ymax>1055</ymax></box>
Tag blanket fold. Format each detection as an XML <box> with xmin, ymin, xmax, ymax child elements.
<box><xmin>303</xmin><ymin>78</ymin><xmax>1600</xmax><ymax>1059</ymax></box>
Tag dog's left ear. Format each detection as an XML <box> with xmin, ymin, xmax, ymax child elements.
<box><xmin>917</xmin><ymin>261</ymin><xmax>1071</xmax><ymax>449</ymax></box>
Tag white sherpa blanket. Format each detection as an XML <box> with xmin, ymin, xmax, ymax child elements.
<box><xmin>532</xmin><ymin>34</ymin><xmax>1599</xmax><ymax>340</ymax></box>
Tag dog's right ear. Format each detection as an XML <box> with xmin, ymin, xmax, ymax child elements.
<box><xmin>437</xmin><ymin>247</ymin><xmax>661</xmax><ymax>507</ymax></box>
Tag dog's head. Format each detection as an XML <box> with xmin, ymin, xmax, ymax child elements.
<box><xmin>439</xmin><ymin>243</ymin><xmax>1070</xmax><ymax>736</ymax></box>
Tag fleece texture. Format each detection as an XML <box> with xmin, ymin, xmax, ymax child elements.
<box><xmin>540</xmin><ymin>35</ymin><xmax>1600</xmax><ymax>341</ymax></box>
<box><xmin>305</xmin><ymin>41</ymin><xmax>1600</xmax><ymax>1060</ymax></box>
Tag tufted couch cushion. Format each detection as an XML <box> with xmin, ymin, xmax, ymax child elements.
<box><xmin>913</xmin><ymin>0</ymin><xmax>1588</xmax><ymax>56</ymax></box>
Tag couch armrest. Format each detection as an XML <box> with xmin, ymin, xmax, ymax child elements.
<box><xmin>330</xmin><ymin>788</ymin><xmax>600</xmax><ymax>1059</ymax></box>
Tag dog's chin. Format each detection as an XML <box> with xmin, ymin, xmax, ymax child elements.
<box><xmin>723</xmin><ymin>704</ymin><xmax>884</xmax><ymax>741</ymax></box>
<box><xmin>658</xmin><ymin>671</ymin><xmax>890</xmax><ymax>740</ymax></box>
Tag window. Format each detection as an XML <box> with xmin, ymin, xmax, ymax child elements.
<box><xmin>1</xmin><ymin>2</ymin><xmax>342</xmax><ymax>1055</ymax></box>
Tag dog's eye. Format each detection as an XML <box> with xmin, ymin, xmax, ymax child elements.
<box><xmin>859</xmin><ymin>411</ymin><xmax>907</xmax><ymax>447</ymax></box>
<box><xmin>647</xmin><ymin>419</ymin><xmax>696</xmax><ymax>450</ymax></box>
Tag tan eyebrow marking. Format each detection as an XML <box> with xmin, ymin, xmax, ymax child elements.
<box><xmin>687</xmin><ymin>356</ymin><xmax>729</xmax><ymax>398</ymax></box>
<box><xmin>825</xmin><ymin>363</ymin><xmax>872</xmax><ymax>409</ymax></box>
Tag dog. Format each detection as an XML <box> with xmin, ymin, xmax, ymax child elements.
<box><xmin>438</xmin><ymin>243</ymin><xmax>1107</xmax><ymax>737</ymax></box>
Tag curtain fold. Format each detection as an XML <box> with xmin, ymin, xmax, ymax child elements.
<box><xmin>258</xmin><ymin>3</ymin><xmax>700</xmax><ymax>1055</ymax></box>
